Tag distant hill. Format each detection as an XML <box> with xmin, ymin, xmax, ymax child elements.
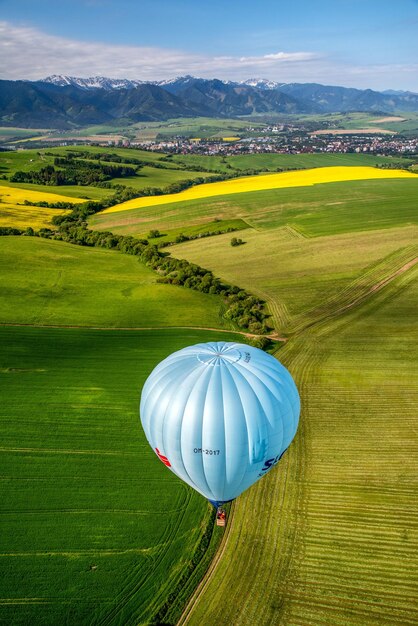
<box><xmin>154</xmin><ymin>77</ymin><xmax>315</xmax><ymax>116</ymax></box>
<box><xmin>43</xmin><ymin>74</ymin><xmax>147</xmax><ymax>90</ymax></box>
<box><xmin>1</xmin><ymin>75</ymin><xmax>418</xmax><ymax>128</ymax></box>
<box><xmin>157</xmin><ymin>76</ymin><xmax>418</xmax><ymax>112</ymax></box>
<box><xmin>0</xmin><ymin>80</ymin><xmax>209</xmax><ymax>128</ymax></box>
<box><xmin>275</xmin><ymin>83</ymin><xmax>418</xmax><ymax>113</ymax></box>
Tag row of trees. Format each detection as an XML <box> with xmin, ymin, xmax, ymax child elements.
<box><xmin>10</xmin><ymin>159</ymin><xmax>138</xmax><ymax>186</ymax></box>
<box><xmin>22</xmin><ymin>199</ymin><xmax>77</xmax><ymax>209</ymax></box>
<box><xmin>62</xmin><ymin>151</ymin><xmax>187</xmax><ymax>171</ymax></box>
<box><xmin>61</xmin><ymin>151</ymin><xmax>149</xmax><ymax>166</ymax></box>
<box><xmin>5</xmin><ymin>196</ymin><xmax>271</xmax><ymax>337</ymax></box>
<box><xmin>158</xmin><ymin>227</ymin><xmax>239</xmax><ymax>248</ymax></box>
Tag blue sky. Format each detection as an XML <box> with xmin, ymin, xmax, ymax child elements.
<box><xmin>1</xmin><ymin>0</ymin><xmax>417</xmax><ymax>90</ymax></box>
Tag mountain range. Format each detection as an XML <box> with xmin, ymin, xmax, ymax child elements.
<box><xmin>1</xmin><ymin>75</ymin><xmax>418</xmax><ymax>129</ymax></box>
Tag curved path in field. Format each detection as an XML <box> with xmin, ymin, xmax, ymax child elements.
<box><xmin>176</xmin><ymin>248</ymin><xmax>418</xmax><ymax>626</ymax></box>
<box><xmin>177</xmin><ymin>503</ymin><xmax>236</xmax><ymax>626</ymax></box>
<box><xmin>0</xmin><ymin>322</ymin><xmax>287</xmax><ymax>342</ymax></box>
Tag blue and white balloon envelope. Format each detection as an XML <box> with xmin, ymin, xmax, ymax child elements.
<box><xmin>140</xmin><ymin>342</ymin><xmax>300</xmax><ymax>507</ymax></box>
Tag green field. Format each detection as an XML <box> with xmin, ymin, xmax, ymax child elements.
<box><xmin>314</xmin><ymin>111</ymin><xmax>418</xmax><ymax>136</ymax></box>
<box><xmin>2</xmin><ymin>147</ymin><xmax>418</xmax><ymax>625</ymax></box>
<box><xmin>0</xmin><ymin>147</ymin><xmax>213</xmax><ymax>209</ymax></box>
<box><xmin>110</xmin><ymin>165</ymin><xmax>213</xmax><ymax>190</ymax></box>
<box><xmin>0</xmin><ymin>232</ymin><xmax>243</xmax><ymax>624</ymax></box>
<box><xmin>0</xmin><ymin>325</ymin><xmax>240</xmax><ymax>625</ymax></box>
<box><xmin>180</xmin><ymin>259</ymin><xmax>418</xmax><ymax>626</ymax></box>
<box><xmin>0</xmin><ymin>127</ymin><xmax>49</xmax><ymax>141</ymax></box>
<box><xmin>0</xmin><ymin>237</ymin><xmax>230</xmax><ymax>329</ymax></box>
<box><xmin>170</xmin><ymin>151</ymin><xmax>412</xmax><ymax>172</ymax></box>
<box><xmin>149</xmin><ymin>173</ymin><xmax>417</xmax><ymax>625</ymax></box>
<box><xmin>130</xmin><ymin>117</ymin><xmax>261</xmax><ymax>140</ymax></box>
<box><xmin>91</xmin><ymin>177</ymin><xmax>418</xmax><ymax>246</ymax></box>
<box><xmin>252</xmin><ymin>111</ymin><xmax>418</xmax><ymax>136</ymax></box>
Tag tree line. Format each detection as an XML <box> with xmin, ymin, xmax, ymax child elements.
<box><xmin>10</xmin><ymin>157</ymin><xmax>137</xmax><ymax>186</ymax></box>
<box><xmin>1</xmin><ymin>194</ymin><xmax>272</xmax><ymax>343</ymax></box>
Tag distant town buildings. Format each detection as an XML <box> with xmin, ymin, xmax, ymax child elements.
<box><xmin>129</xmin><ymin>131</ymin><xmax>418</xmax><ymax>159</ymax></box>
<box><xmin>2</xmin><ymin>126</ymin><xmax>417</xmax><ymax>159</ymax></box>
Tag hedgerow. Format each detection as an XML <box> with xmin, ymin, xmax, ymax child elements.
<box><xmin>0</xmin><ymin>192</ymin><xmax>271</xmax><ymax>334</ymax></box>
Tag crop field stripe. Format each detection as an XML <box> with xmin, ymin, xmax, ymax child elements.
<box><xmin>0</xmin><ymin>184</ymin><xmax>87</xmax><ymax>205</ymax></box>
<box><xmin>182</xmin><ymin>267</ymin><xmax>418</xmax><ymax>625</ymax></box>
<box><xmin>289</xmin><ymin>245</ymin><xmax>418</xmax><ymax>333</ymax></box>
<box><xmin>101</xmin><ymin>167</ymin><xmax>418</xmax><ymax>214</ymax></box>
<box><xmin>0</xmin><ymin>323</ymin><xmax>284</xmax><ymax>344</ymax></box>
<box><xmin>0</xmin><ymin>326</ymin><xmax>245</xmax><ymax>625</ymax></box>
<box><xmin>178</xmin><ymin>501</ymin><xmax>236</xmax><ymax>625</ymax></box>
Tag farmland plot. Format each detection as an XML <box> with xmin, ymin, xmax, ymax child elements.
<box><xmin>164</xmin><ymin>176</ymin><xmax>418</xmax><ymax>625</ymax></box>
<box><xmin>0</xmin><ymin>237</ymin><xmax>228</xmax><ymax>329</ymax></box>
<box><xmin>91</xmin><ymin>176</ymin><xmax>418</xmax><ymax>242</ymax></box>
<box><xmin>0</xmin><ymin>326</ymin><xmax>242</xmax><ymax>625</ymax></box>
<box><xmin>181</xmin><ymin>264</ymin><xmax>418</xmax><ymax>626</ymax></box>
<box><xmin>99</xmin><ymin>166</ymin><xmax>417</xmax><ymax>215</ymax></box>
<box><xmin>0</xmin><ymin>185</ymin><xmax>86</xmax><ymax>229</ymax></box>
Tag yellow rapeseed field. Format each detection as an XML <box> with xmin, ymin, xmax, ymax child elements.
<box><xmin>0</xmin><ymin>185</ymin><xmax>86</xmax><ymax>229</ymax></box>
<box><xmin>103</xmin><ymin>166</ymin><xmax>417</xmax><ymax>214</ymax></box>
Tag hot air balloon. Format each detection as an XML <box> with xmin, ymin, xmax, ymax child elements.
<box><xmin>140</xmin><ymin>342</ymin><xmax>300</xmax><ymax>520</ymax></box>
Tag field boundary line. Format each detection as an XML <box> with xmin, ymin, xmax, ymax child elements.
<box><xmin>319</xmin><ymin>255</ymin><xmax>418</xmax><ymax>321</ymax></box>
<box><xmin>0</xmin><ymin>323</ymin><xmax>287</xmax><ymax>342</ymax></box>
<box><xmin>0</xmin><ymin>446</ymin><xmax>136</xmax><ymax>456</ymax></box>
<box><xmin>282</xmin><ymin>224</ymin><xmax>308</xmax><ymax>239</ymax></box>
<box><xmin>177</xmin><ymin>503</ymin><xmax>235</xmax><ymax>626</ymax></box>
<box><xmin>291</xmin><ymin>253</ymin><xmax>418</xmax><ymax>335</ymax></box>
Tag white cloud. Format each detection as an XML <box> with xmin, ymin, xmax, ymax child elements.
<box><xmin>0</xmin><ymin>21</ymin><xmax>320</xmax><ymax>82</ymax></box>
<box><xmin>0</xmin><ymin>21</ymin><xmax>417</xmax><ymax>91</ymax></box>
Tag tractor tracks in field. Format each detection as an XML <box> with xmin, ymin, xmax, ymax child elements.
<box><xmin>322</xmin><ymin>255</ymin><xmax>418</xmax><ymax>320</ymax></box>
<box><xmin>289</xmin><ymin>249</ymin><xmax>418</xmax><ymax>336</ymax></box>
<box><xmin>0</xmin><ymin>322</ymin><xmax>287</xmax><ymax>342</ymax></box>
<box><xmin>174</xmin><ymin>249</ymin><xmax>418</xmax><ymax>625</ymax></box>
<box><xmin>177</xmin><ymin>503</ymin><xmax>235</xmax><ymax>626</ymax></box>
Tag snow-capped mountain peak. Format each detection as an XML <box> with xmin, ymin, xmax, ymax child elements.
<box><xmin>154</xmin><ymin>75</ymin><xmax>197</xmax><ymax>87</ymax></box>
<box><xmin>43</xmin><ymin>75</ymin><xmax>147</xmax><ymax>90</ymax></box>
<box><xmin>240</xmin><ymin>78</ymin><xmax>282</xmax><ymax>90</ymax></box>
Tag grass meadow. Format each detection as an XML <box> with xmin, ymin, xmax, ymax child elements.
<box><xmin>153</xmin><ymin>174</ymin><xmax>417</xmax><ymax>625</ymax></box>
<box><xmin>0</xmin><ymin>326</ymin><xmax>240</xmax><ymax>625</ymax></box>
<box><xmin>98</xmin><ymin>166</ymin><xmax>417</xmax><ymax>215</ymax></box>
<box><xmin>0</xmin><ymin>231</ymin><xmax>241</xmax><ymax>624</ymax></box>
<box><xmin>269</xmin><ymin>111</ymin><xmax>418</xmax><ymax>136</ymax></box>
<box><xmin>1</xmin><ymin>149</ymin><xmax>417</xmax><ymax>625</ymax></box>
<box><xmin>170</xmin><ymin>151</ymin><xmax>411</xmax><ymax>172</ymax></box>
<box><xmin>0</xmin><ymin>236</ymin><xmax>229</xmax><ymax>329</ymax></box>
<box><xmin>171</xmin><ymin>224</ymin><xmax>418</xmax><ymax>332</ymax></box>
<box><xmin>180</xmin><ymin>261</ymin><xmax>418</xmax><ymax>626</ymax></box>
<box><xmin>130</xmin><ymin>116</ymin><xmax>260</xmax><ymax>140</ymax></box>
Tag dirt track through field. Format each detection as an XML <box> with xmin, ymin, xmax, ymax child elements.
<box><xmin>327</xmin><ymin>256</ymin><xmax>417</xmax><ymax>317</ymax></box>
<box><xmin>177</xmin><ymin>503</ymin><xmax>236</xmax><ymax>626</ymax></box>
<box><xmin>0</xmin><ymin>323</ymin><xmax>287</xmax><ymax>342</ymax></box>
<box><xmin>175</xmin><ymin>250</ymin><xmax>418</xmax><ymax>625</ymax></box>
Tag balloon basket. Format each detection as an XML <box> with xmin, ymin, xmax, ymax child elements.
<box><xmin>216</xmin><ymin>507</ymin><xmax>226</xmax><ymax>527</ymax></box>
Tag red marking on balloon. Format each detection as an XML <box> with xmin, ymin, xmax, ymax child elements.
<box><xmin>155</xmin><ymin>447</ymin><xmax>171</xmax><ymax>467</ymax></box>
